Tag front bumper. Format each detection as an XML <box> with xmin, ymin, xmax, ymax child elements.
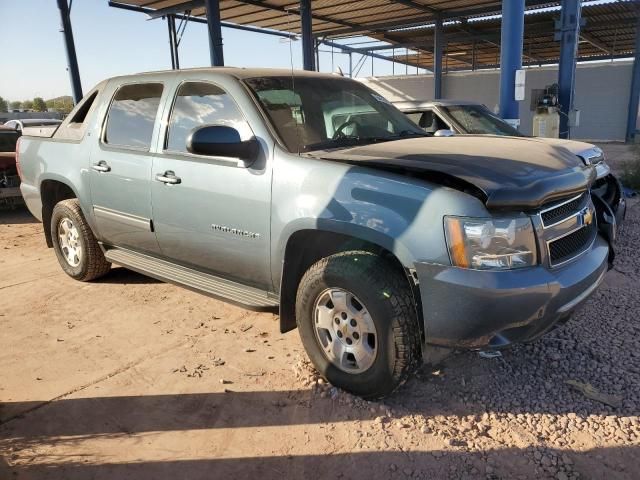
<box><xmin>415</xmin><ymin>235</ymin><xmax>610</xmax><ymax>349</ymax></box>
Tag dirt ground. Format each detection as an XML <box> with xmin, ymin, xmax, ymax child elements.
<box><xmin>1</xmin><ymin>144</ymin><xmax>639</xmax><ymax>480</ymax></box>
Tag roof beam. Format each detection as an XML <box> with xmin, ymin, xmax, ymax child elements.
<box><xmin>108</xmin><ymin>1</ymin><xmax>297</xmax><ymax>38</ymax></box>
<box><xmin>318</xmin><ymin>38</ymin><xmax>424</xmax><ymax>70</ymax></box>
<box><xmin>316</xmin><ymin>0</ymin><xmax>559</xmax><ymax>37</ymax></box>
<box><xmin>388</xmin><ymin>0</ymin><xmax>439</xmax><ymax>14</ymax></box>
<box><xmin>147</xmin><ymin>0</ymin><xmax>205</xmax><ymax>18</ymax></box>
<box><xmin>146</xmin><ymin>0</ymin><xmax>361</xmax><ymax>31</ymax></box>
<box><xmin>579</xmin><ymin>31</ymin><xmax>613</xmax><ymax>55</ymax></box>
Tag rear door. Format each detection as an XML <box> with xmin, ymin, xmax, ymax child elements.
<box><xmin>150</xmin><ymin>80</ymin><xmax>272</xmax><ymax>289</ymax></box>
<box><xmin>89</xmin><ymin>82</ymin><xmax>165</xmax><ymax>253</ymax></box>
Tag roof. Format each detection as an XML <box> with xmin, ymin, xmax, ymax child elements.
<box><xmin>110</xmin><ymin>0</ymin><xmax>639</xmax><ymax>70</ymax></box>
<box><xmin>383</xmin><ymin>0</ymin><xmax>639</xmax><ymax>70</ymax></box>
<box><xmin>133</xmin><ymin>66</ymin><xmax>343</xmax><ymax>79</ymax></box>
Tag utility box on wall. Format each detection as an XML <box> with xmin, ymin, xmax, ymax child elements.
<box><xmin>515</xmin><ymin>69</ymin><xmax>526</xmax><ymax>101</ymax></box>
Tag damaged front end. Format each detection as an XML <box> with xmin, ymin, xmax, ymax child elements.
<box><xmin>590</xmin><ymin>174</ymin><xmax>625</xmax><ymax>267</ymax></box>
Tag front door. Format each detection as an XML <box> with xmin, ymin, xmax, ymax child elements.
<box><xmin>89</xmin><ymin>82</ymin><xmax>165</xmax><ymax>254</ymax></box>
<box><xmin>150</xmin><ymin>81</ymin><xmax>272</xmax><ymax>289</ymax></box>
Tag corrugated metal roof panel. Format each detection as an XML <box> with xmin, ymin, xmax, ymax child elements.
<box><xmin>110</xmin><ymin>0</ymin><xmax>638</xmax><ymax>69</ymax></box>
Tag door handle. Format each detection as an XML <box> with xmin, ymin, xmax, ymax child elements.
<box><xmin>155</xmin><ymin>171</ymin><xmax>181</xmax><ymax>185</ymax></box>
<box><xmin>92</xmin><ymin>161</ymin><xmax>111</xmax><ymax>173</ymax></box>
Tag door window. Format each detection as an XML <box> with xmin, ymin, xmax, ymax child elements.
<box><xmin>165</xmin><ymin>82</ymin><xmax>252</xmax><ymax>153</ymax></box>
<box><xmin>104</xmin><ymin>83</ymin><xmax>163</xmax><ymax>149</ymax></box>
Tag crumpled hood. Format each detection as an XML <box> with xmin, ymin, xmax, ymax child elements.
<box><xmin>532</xmin><ymin>137</ymin><xmax>598</xmax><ymax>158</ymax></box>
<box><xmin>308</xmin><ymin>135</ymin><xmax>595</xmax><ymax>210</ymax></box>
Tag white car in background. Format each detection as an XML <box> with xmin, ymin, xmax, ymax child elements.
<box><xmin>4</xmin><ymin>118</ymin><xmax>62</xmax><ymax>132</ymax></box>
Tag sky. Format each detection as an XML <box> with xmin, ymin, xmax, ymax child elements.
<box><xmin>0</xmin><ymin>0</ymin><xmax>406</xmax><ymax>103</ymax></box>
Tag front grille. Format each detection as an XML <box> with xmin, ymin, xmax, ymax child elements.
<box><xmin>548</xmin><ymin>221</ymin><xmax>597</xmax><ymax>266</ymax></box>
<box><xmin>540</xmin><ymin>193</ymin><xmax>586</xmax><ymax>227</ymax></box>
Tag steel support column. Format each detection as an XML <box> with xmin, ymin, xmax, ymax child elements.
<box><xmin>167</xmin><ymin>15</ymin><xmax>180</xmax><ymax>70</ymax></box>
<box><xmin>204</xmin><ymin>0</ymin><xmax>224</xmax><ymax>66</ymax></box>
<box><xmin>557</xmin><ymin>0</ymin><xmax>582</xmax><ymax>139</ymax></box>
<box><xmin>433</xmin><ymin>17</ymin><xmax>443</xmax><ymax>99</ymax></box>
<box><xmin>56</xmin><ymin>0</ymin><xmax>83</xmax><ymax>104</ymax></box>
<box><xmin>300</xmin><ymin>0</ymin><xmax>315</xmax><ymax>71</ymax></box>
<box><xmin>626</xmin><ymin>15</ymin><xmax>640</xmax><ymax>142</ymax></box>
<box><xmin>498</xmin><ymin>0</ymin><xmax>524</xmax><ymax>122</ymax></box>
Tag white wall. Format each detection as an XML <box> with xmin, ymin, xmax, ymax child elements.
<box><xmin>362</xmin><ymin>61</ymin><xmax>634</xmax><ymax>141</ymax></box>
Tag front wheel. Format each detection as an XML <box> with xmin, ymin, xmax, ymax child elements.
<box><xmin>51</xmin><ymin>199</ymin><xmax>111</xmax><ymax>281</ymax></box>
<box><xmin>295</xmin><ymin>251</ymin><xmax>421</xmax><ymax>399</ymax></box>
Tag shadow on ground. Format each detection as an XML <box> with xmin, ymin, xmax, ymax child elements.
<box><xmin>94</xmin><ymin>266</ymin><xmax>162</xmax><ymax>285</ymax></box>
<box><xmin>2</xmin><ymin>446</ymin><xmax>638</xmax><ymax>480</ymax></box>
<box><xmin>0</xmin><ymin>206</ymin><xmax>37</xmax><ymax>225</ymax></box>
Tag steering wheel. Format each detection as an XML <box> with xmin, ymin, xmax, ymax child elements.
<box><xmin>332</xmin><ymin>118</ymin><xmax>360</xmax><ymax>140</ymax></box>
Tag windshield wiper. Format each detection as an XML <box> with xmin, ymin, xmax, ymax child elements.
<box><xmin>396</xmin><ymin>130</ymin><xmax>428</xmax><ymax>138</ymax></box>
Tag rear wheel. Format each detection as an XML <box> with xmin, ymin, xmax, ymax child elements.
<box><xmin>51</xmin><ymin>199</ymin><xmax>111</xmax><ymax>281</ymax></box>
<box><xmin>295</xmin><ymin>251</ymin><xmax>421</xmax><ymax>399</ymax></box>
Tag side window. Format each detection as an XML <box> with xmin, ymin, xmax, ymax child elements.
<box><xmin>166</xmin><ymin>82</ymin><xmax>252</xmax><ymax>153</ymax></box>
<box><xmin>104</xmin><ymin>83</ymin><xmax>163</xmax><ymax>149</ymax></box>
<box><xmin>69</xmin><ymin>90</ymin><xmax>98</xmax><ymax>125</ymax></box>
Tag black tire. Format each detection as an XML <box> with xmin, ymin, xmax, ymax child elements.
<box><xmin>51</xmin><ymin>199</ymin><xmax>111</xmax><ymax>281</ymax></box>
<box><xmin>295</xmin><ymin>251</ymin><xmax>421</xmax><ymax>399</ymax></box>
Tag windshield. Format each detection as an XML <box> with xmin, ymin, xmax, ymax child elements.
<box><xmin>244</xmin><ymin>76</ymin><xmax>425</xmax><ymax>152</ymax></box>
<box><xmin>441</xmin><ymin>104</ymin><xmax>524</xmax><ymax>136</ymax></box>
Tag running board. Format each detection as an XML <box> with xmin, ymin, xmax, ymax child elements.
<box><xmin>104</xmin><ymin>248</ymin><xmax>279</xmax><ymax>310</ymax></box>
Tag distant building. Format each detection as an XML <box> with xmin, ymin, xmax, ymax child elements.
<box><xmin>0</xmin><ymin>111</ymin><xmax>64</xmax><ymax>123</ymax></box>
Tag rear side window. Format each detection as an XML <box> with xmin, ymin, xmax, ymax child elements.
<box><xmin>104</xmin><ymin>83</ymin><xmax>163</xmax><ymax>149</ymax></box>
<box><xmin>165</xmin><ymin>81</ymin><xmax>251</xmax><ymax>153</ymax></box>
<box><xmin>69</xmin><ymin>90</ymin><xmax>98</xmax><ymax>124</ymax></box>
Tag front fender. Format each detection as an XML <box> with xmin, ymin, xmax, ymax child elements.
<box><xmin>270</xmin><ymin>154</ymin><xmax>489</xmax><ymax>289</ymax></box>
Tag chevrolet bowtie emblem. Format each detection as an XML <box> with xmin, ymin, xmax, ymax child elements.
<box><xmin>581</xmin><ymin>207</ymin><xmax>594</xmax><ymax>226</ymax></box>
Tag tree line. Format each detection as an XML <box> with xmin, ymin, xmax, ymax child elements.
<box><xmin>0</xmin><ymin>96</ymin><xmax>74</xmax><ymax>114</ymax></box>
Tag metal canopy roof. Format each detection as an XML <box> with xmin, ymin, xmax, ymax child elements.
<box><xmin>111</xmin><ymin>0</ymin><xmax>639</xmax><ymax>70</ymax></box>
<box><xmin>383</xmin><ymin>1</ymin><xmax>639</xmax><ymax>70</ymax></box>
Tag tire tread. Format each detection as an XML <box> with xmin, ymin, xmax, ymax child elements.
<box><xmin>52</xmin><ymin>199</ymin><xmax>111</xmax><ymax>281</ymax></box>
<box><xmin>296</xmin><ymin>250</ymin><xmax>420</xmax><ymax>399</ymax></box>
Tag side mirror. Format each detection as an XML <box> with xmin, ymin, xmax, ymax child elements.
<box><xmin>434</xmin><ymin>129</ymin><xmax>455</xmax><ymax>137</ymax></box>
<box><xmin>186</xmin><ymin>125</ymin><xmax>259</xmax><ymax>163</ymax></box>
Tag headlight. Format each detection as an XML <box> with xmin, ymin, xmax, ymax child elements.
<box><xmin>444</xmin><ymin>216</ymin><xmax>537</xmax><ymax>270</ymax></box>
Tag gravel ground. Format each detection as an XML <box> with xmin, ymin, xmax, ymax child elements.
<box><xmin>0</xmin><ymin>144</ymin><xmax>638</xmax><ymax>479</ymax></box>
<box><xmin>295</xmin><ymin>194</ymin><xmax>640</xmax><ymax>479</ymax></box>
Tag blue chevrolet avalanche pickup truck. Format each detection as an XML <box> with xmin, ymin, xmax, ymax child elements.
<box><xmin>17</xmin><ymin>68</ymin><xmax>615</xmax><ymax>398</ymax></box>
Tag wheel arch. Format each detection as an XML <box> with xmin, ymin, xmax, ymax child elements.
<box><xmin>40</xmin><ymin>178</ymin><xmax>80</xmax><ymax>247</ymax></box>
<box><xmin>278</xmin><ymin>227</ymin><xmax>424</xmax><ymax>343</ymax></box>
